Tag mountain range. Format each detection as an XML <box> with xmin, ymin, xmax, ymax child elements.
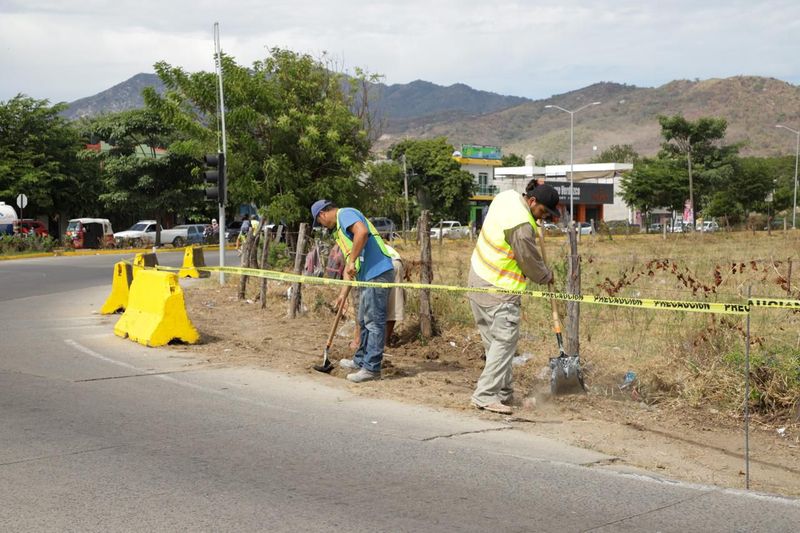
<box><xmin>64</xmin><ymin>73</ymin><xmax>800</xmax><ymax>161</ymax></box>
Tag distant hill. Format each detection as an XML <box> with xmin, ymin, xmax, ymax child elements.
<box><xmin>384</xmin><ymin>77</ymin><xmax>800</xmax><ymax>160</ymax></box>
<box><xmin>64</xmin><ymin>73</ymin><xmax>800</xmax><ymax>159</ymax></box>
<box><xmin>63</xmin><ymin>73</ymin><xmax>165</xmax><ymax>120</ymax></box>
<box><xmin>62</xmin><ymin>73</ymin><xmax>529</xmax><ymax>128</ymax></box>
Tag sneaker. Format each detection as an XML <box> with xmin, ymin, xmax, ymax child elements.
<box><xmin>338</xmin><ymin>358</ymin><xmax>359</xmax><ymax>370</ymax></box>
<box><xmin>346</xmin><ymin>368</ymin><xmax>381</xmax><ymax>383</ymax></box>
<box><xmin>471</xmin><ymin>399</ymin><xmax>512</xmax><ymax>415</ymax></box>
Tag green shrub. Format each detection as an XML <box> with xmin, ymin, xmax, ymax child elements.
<box><xmin>0</xmin><ymin>235</ymin><xmax>56</xmax><ymax>255</ymax></box>
<box><xmin>268</xmin><ymin>242</ymin><xmax>291</xmax><ymax>269</ymax></box>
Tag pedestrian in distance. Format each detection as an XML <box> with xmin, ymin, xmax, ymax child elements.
<box><xmin>468</xmin><ymin>182</ymin><xmax>560</xmax><ymax>414</ymax></box>
<box><xmin>311</xmin><ymin>200</ymin><xmax>394</xmax><ymax>383</ymax></box>
<box><xmin>237</xmin><ymin>214</ymin><xmax>251</xmax><ymax>254</ymax></box>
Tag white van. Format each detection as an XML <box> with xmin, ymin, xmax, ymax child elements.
<box><xmin>697</xmin><ymin>221</ymin><xmax>720</xmax><ymax>233</ymax></box>
<box><xmin>0</xmin><ymin>202</ymin><xmax>18</xmax><ymax>235</ymax></box>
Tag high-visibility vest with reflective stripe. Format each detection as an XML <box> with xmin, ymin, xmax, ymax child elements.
<box><xmin>470</xmin><ymin>190</ymin><xmax>539</xmax><ymax>291</ymax></box>
<box><xmin>335</xmin><ymin>210</ymin><xmax>391</xmax><ymax>274</ymax></box>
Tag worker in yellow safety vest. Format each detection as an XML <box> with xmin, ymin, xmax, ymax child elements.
<box><xmin>311</xmin><ymin>199</ymin><xmax>394</xmax><ymax>383</ymax></box>
<box><xmin>468</xmin><ymin>182</ymin><xmax>561</xmax><ymax>414</ymax></box>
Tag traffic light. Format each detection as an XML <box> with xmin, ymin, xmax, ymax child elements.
<box><xmin>203</xmin><ymin>152</ymin><xmax>226</xmax><ymax>204</ymax></box>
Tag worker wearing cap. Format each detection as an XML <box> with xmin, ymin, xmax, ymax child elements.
<box><xmin>468</xmin><ymin>182</ymin><xmax>560</xmax><ymax>414</ymax></box>
<box><xmin>311</xmin><ymin>200</ymin><xmax>394</xmax><ymax>383</ymax></box>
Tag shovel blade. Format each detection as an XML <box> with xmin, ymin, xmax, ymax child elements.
<box><xmin>313</xmin><ymin>349</ymin><xmax>335</xmax><ymax>374</ymax></box>
<box><xmin>549</xmin><ymin>355</ymin><xmax>586</xmax><ymax>395</ymax></box>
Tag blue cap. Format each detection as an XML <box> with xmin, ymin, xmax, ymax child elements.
<box><xmin>311</xmin><ymin>199</ymin><xmax>332</xmax><ymax>222</ymax></box>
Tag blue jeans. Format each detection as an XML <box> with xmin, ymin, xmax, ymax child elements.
<box><xmin>353</xmin><ymin>268</ymin><xmax>393</xmax><ymax>373</ymax></box>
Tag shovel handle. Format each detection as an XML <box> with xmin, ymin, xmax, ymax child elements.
<box><xmin>536</xmin><ymin>224</ymin><xmax>563</xmax><ymax>335</ymax></box>
<box><xmin>325</xmin><ymin>285</ymin><xmax>352</xmax><ymax>350</ymax></box>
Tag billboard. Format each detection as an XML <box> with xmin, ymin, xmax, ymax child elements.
<box><xmin>461</xmin><ymin>144</ymin><xmax>502</xmax><ymax>160</ymax></box>
<box><xmin>548</xmin><ymin>182</ymin><xmax>614</xmax><ymax>204</ymax></box>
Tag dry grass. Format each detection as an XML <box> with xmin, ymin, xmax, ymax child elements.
<box><xmin>390</xmin><ymin>230</ymin><xmax>800</xmax><ymax>423</ymax></box>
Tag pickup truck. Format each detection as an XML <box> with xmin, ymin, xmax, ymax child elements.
<box><xmin>430</xmin><ymin>220</ymin><xmax>469</xmax><ymax>239</ymax></box>
<box><xmin>114</xmin><ymin>221</ymin><xmax>207</xmax><ymax>247</ymax></box>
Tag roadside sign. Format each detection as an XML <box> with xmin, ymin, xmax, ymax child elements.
<box><xmin>16</xmin><ymin>194</ymin><xmax>27</xmax><ymax>210</ymax></box>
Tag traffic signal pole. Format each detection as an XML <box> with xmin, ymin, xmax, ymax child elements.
<box><xmin>214</xmin><ymin>22</ymin><xmax>228</xmax><ymax>285</ymax></box>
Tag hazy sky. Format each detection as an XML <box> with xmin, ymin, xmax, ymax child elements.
<box><xmin>1</xmin><ymin>0</ymin><xmax>799</xmax><ymax>103</ymax></box>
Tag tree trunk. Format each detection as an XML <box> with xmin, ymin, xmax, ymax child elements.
<box><xmin>237</xmin><ymin>230</ymin><xmax>257</xmax><ymax>300</ymax></box>
<box><xmin>288</xmin><ymin>223</ymin><xmax>307</xmax><ymax>318</ymax></box>
<box><xmin>418</xmin><ymin>211</ymin><xmax>434</xmax><ymax>338</ymax></box>
<box><xmin>565</xmin><ymin>228</ymin><xmax>580</xmax><ymax>355</ymax></box>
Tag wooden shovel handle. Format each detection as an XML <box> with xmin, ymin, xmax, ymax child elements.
<box><xmin>537</xmin><ymin>224</ymin><xmax>563</xmax><ymax>335</ymax></box>
<box><xmin>326</xmin><ymin>285</ymin><xmax>352</xmax><ymax>349</ymax></box>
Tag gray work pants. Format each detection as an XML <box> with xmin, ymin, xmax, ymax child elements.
<box><xmin>470</xmin><ymin>300</ymin><xmax>520</xmax><ymax>405</ymax></box>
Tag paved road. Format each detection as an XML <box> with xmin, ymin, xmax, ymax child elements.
<box><xmin>1</xmin><ymin>255</ymin><xmax>799</xmax><ymax>531</ymax></box>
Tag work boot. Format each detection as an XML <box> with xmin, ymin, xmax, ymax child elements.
<box><xmin>471</xmin><ymin>399</ymin><xmax>512</xmax><ymax>415</ymax></box>
<box><xmin>338</xmin><ymin>358</ymin><xmax>359</xmax><ymax>370</ymax></box>
<box><xmin>346</xmin><ymin>368</ymin><xmax>380</xmax><ymax>383</ymax></box>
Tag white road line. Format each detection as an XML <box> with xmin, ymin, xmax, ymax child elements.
<box><xmin>63</xmin><ymin>339</ymin><xmax>297</xmax><ymax>414</ymax></box>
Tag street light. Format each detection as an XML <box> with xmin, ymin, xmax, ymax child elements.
<box><xmin>544</xmin><ymin>102</ymin><xmax>601</xmax><ymax>224</ymax></box>
<box><xmin>775</xmin><ymin>124</ymin><xmax>799</xmax><ymax>229</ymax></box>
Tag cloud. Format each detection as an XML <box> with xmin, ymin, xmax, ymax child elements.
<box><xmin>1</xmin><ymin>0</ymin><xmax>798</xmax><ymax>103</ymax></box>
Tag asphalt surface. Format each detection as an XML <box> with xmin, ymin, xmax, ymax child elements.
<box><xmin>1</xmin><ymin>253</ymin><xmax>799</xmax><ymax>531</ymax></box>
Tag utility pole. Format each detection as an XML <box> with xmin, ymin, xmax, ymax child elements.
<box><xmin>402</xmin><ymin>154</ymin><xmax>410</xmax><ymax>234</ymax></box>
<box><xmin>214</xmin><ymin>22</ymin><xmax>228</xmax><ymax>284</ymax></box>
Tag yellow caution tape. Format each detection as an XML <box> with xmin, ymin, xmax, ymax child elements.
<box><xmin>747</xmin><ymin>297</ymin><xmax>800</xmax><ymax>310</ymax></box>
<box><xmin>153</xmin><ymin>264</ymin><xmax>762</xmax><ymax>316</ymax></box>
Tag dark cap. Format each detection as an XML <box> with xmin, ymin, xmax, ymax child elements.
<box><xmin>525</xmin><ymin>183</ymin><xmax>560</xmax><ymax>219</ymax></box>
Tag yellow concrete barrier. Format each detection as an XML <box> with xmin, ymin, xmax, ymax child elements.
<box><xmin>178</xmin><ymin>246</ymin><xmax>210</xmax><ymax>278</ymax></box>
<box><xmin>132</xmin><ymin>252</ymin><xmax>159</xmax><ymax>277</ymax></box>
<box><xmin>113</xmin><ymin>270</ymin><xmax>199</xmax><ymax>347</ymax></box>
<box><xmin>100</xmin><ymin>261</ymin><xmax>133</xmax><ymax>314</ymax></box>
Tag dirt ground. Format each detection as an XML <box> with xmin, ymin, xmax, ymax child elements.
<box><xmin>173</xmin><ymin>276</ymin><xmax>800</xmax><ymax>499</ymax></box>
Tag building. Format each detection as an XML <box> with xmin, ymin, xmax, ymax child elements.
<box><xmin>452</xmin><ymin>144</ymin><xmax>503</xmax><ymax>227</ymax></box>
<box><xmin>492</xmin><ymin>157</ymin><xmax>633</xmax><ymax>223</ymax></box>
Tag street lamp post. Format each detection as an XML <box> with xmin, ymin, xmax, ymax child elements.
<box><xmin>544</xmin><ymin>102</ymin><xmax>601</xmax><ymax>224</ymax></box>
<box><xmin>775</xmin><ymin>124</ymin><xmax>799</xmax><ymax>229</ymax></box>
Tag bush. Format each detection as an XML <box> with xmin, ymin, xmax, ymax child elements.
<box><xmin>268</xmin><ymin>242</ymin><xmax>291</xmax><ymax>269</ymax></box>
<box><xmin>0</xmin><ymin>235</ymin><xmax>56</xmax><ymax>255</ymax></box>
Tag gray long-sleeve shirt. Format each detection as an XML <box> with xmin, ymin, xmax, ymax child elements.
<box><xmin>468</xmin><ymin>222</ymin><xmax>552</xmax><ymax>307</ymax></box>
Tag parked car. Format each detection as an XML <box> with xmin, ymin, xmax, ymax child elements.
<box><xmin>561</xmin><ymin>222</ymin><xmax>594</xmax><ymax>235</ymax></box>
<box><xmin>16</xmin><ymin>219</ymin><xmax>49</xmax><ymax>237</ymax></box>
<box><xmin>431</xmin><ymin>220</ymin><xmax>469</xmax><ymax>239</ymax></box>
<box><xmin>161</xmin><ymin>224</ymin><xmax>208</xmax><ymax>247</ymax></box>
<box><xmin>114</xmin><ymin>220</ymin><xmax>161</xmax><ymax>247</ymax></box>
<box><xmin>697</xmin><ymin>221</ymin><xmax>720</xmax><ymax>233</ymax></box>
<box><xmin>763</xmin><ymin>218</ymin><xmax>786</xmax><ymax>230</ymax></box>
<box><xmin>542</xmin><ymin>221</ymin><xmax>560</xmax><ymax>232</ymax></box>
<box><xmin>224</xmin><ymin>220</ymin><xmax>243</xmax><ymax>243</ymax></box>
<box><xmin>66</xmin><ymin>218</ymin><xmax>114</xmax><ymax>249</ymax></box>
<box><xmin>370</xmin><ymin>217</ymin><xmax>396</xmax><ymax>238</ymax></box>
<box><xmin>648</xmin><ymin>223</ymin><xmax>663</xmax><ymax>233</ymax></box>
<box><xmin>671</xmin><ymin>222</ymin><xmax>692</xmax><ymax>233</ymax></box>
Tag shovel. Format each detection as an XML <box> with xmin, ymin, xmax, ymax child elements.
<box><xmin>313</xmin><ymin>285</ymin><xmax>352</xmax><ymax>373</ymax></box>
<box><xmin>536</xmin><ymin>224</ymin><xmax>586</xmax><ymax>395</ymax></box>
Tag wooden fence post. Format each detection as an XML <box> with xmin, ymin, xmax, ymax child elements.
<box><xmin>237</xmin><ymin>230</ymin><xmax>257</xmax><ymax>300</ymax></box>
<box><xmin>259</xmin><ymin>223</ymin><xmax>272</xmax><ymax>309</ymax></box>
<box><xmin>566</xmin><ymin>228</ymin><xmax>580</xmax><ymax>355</ymax></box>
<box><xmin>288</xmin><ymin>223</ymin><xmax>307</xmax><ymax>318</ymax></box>
<box><xmin>418</xmin><ymin>210</ymin><xmax>434</xmax><ymax>338</ymax></box>
<box><xmin>787</xmin><ymin>258</ymin><xmax>793</xmax><ymax>297</ymax></box>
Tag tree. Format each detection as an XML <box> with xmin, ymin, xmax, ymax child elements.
<box><xmin>359</xmin><ymin>160</ymin><xmax>404</xmax><ymax>222</ymax></box>
<box><xmin>591</xmin><ymin>144</ymin><xmax>639</xmax><ymax>164</ymax></box>
<box><xmin>620</xmin><ymin>157</ymin><xmax>687</xmax><ymax>227</ymax></box>
<box><xmin>388</xmin><ymin>138</ymin><xmax>475</xmax><ymax>222</ymax></box>
<box><xmin>0</xmin><ymin>95</ymin><xmax>100</xmax><ymax>221</ymax></box>
<box><xmin>81</xmin><ymin>109</ymin><xmax>203</xmax><ymax>244</ymax></box>
<box><xmin>501</xmin><ymin>153</ymin><xmax>525</xmax><ymax>166</ymax></box>
<box><xmin>657</xmin><ymin>115</ymin><xmax>730</xmax><ymax>226</ymax></box>
<box><xmin>144</xmin><ymin>49</ymin><xmax>374</xmax><ymax>227</ymax></box>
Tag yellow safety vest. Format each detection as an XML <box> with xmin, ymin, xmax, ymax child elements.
<box><xmin>335</xmin><ymin>210</ymin><xmax>391</xmax><ymax>274</ymax></box>
<box><xmin>470</xmin><ymin>190</ymin><xmax>539</xmax><ymax>291</ymax></box>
